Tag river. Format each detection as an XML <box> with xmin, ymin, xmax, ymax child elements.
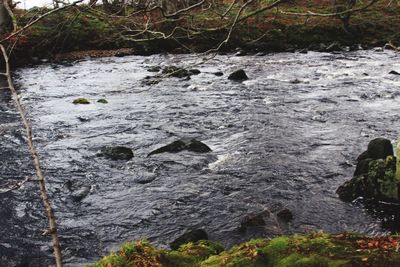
<box><xmin>1</xmin><ymin>50</ymin><xmax>400</xmax><ymax>266</ymax></box>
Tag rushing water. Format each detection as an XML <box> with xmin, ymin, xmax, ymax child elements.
<box><xmin>1</xmin><ymin>51</ymin><xmax>400</xmax><ymax>266</ymax></box>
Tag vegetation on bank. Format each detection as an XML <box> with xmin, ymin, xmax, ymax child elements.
<box><xmin>90</xmin><ymin>233</ymin><xmax>400</xmax><ymax>267</ymax></box>
<box><xmin>9</xmin><ymin>0</ymin><xmax>400</xmax><ymax>65</ymax></box>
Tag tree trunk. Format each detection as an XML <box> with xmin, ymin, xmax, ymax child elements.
<box><xmin>0</xmin><ymin>0</ymin><xmax>12</xmax><ymax>34</ymax></box>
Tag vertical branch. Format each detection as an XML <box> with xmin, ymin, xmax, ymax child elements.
<box><xmin>0</xmin><ymin>44</ymin><xmax>63</xmax><ymax>267</ymax></box>
<box><xmin>3</xmin><ymin>0</ymin><xmax>16</xmax><ymax>32</ymax></box>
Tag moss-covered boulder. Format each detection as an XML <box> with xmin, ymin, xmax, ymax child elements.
<box><xmin>148</xmin><ymin>138</ymin><xmax>211</xmax><ymax>157</ymax></box>
<box><xmin>337</xmin><ymin>138</ymin><xmax>399</xmax><ymax>202</ymax></box>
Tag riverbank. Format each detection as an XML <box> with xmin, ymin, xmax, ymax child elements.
<box><xmin>10</xmin><ymin>0</ymin><xmax>400</xmax><ymax>66</ymax></box>
<box><xmin>90</xmin><ymin>233</ymin><xmax>400</xmax><ymax>267</ymax></box>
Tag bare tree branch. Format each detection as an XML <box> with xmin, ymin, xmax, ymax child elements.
<box><xmin>0</xmin><ymin>0</ymin><xmax>84</xmax><ymax>43</ymax></box>
<box><xmin>0</xmin><ymin>43</ymin><xmax>64</xmax><ymax>267</ymax></box>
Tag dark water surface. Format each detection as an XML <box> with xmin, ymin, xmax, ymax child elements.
<box><xmin>1</xmin><ymin>51</ymin><xmax>400</xmax><ymax>266</ymax></box>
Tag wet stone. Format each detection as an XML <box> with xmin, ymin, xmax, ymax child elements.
<box><xmin>277</xmin><ymin>209</ymin><xmax>293</xmax><ymax>222</ymax></box>
<box><xmin>162</xmin><ymin>66</ymin><xmax>200</xmax><ymax>78</ymax></box>
<box><xmin>100</xmin><ymin>146</ymin><xmax>134</xmax><ymax>160</ymax></box>
<box><xmin>367</xmin><ymin>138</ymin><xmax>393</xmax><ymax>160</ymax></box>
<box><xmin>239</xmin><ymin>210</ymin><xmax>270</xmax><ymax>232</ymax></box>
<box><xmin>97</xmin><ymin>99</ymin><xmax>108</xmax><ymax>104</ymax></box>
<box><xmin>147</xmin><ymin>66</ymin><xmax>161</xmax><ymax>72</ymax></box>
<box><xmin>228</xmin><ymin>69</ymin><xmax>248</xmax><ymax>81</ymax></box>
<box><xmin>148</xmin><ymin>138</ymin><xmax>211</xmax><ymax>156</ymax></box>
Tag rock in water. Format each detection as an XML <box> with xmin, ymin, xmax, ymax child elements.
<box><xmin>97</xmin><ymin>98</ymin><xmax>108</xmax><ymax>104</ymax></box>
<box><xmin>277</xmin><ymin>209</ymin><xmax>293</xmax><ymax>222</ymax></box>
<box><xmin>162</xmin><ymin>66</ymin><xmax>200</xmax><ymax>78</ymax></box>
<box><xmin>228</xmin><ymin>69</ymin><xmax>248</xmax><ymax>81</ymax></box>
<box><xmin>170</xmin><ymin>229</ymin><xmax>208</xmax><ymax>250</ymax></box>
<box><xmin>100</xmin><ymin>146</ymin><xmax>134</xmax><ymax>160</ymax></box>
<box><xmin>71</xmin><ymin>185</ymin><xmax>91</xmax><ymax>201</ymax></box>
<box><xmin>337</xmin><ymin>138</ymin><xmax>398</xmax><ymax>202</ymax></box>
<box><xmin>148</xmin><ymin>138</ymin><xmax>211</xmax><ymax>156</ymax></box>
<box><xmin>239</xmin><ymin>211</ymin><xmax>269</xmax><ymax>232</ymax></box>
<box><xmin>367</xmin><ymin>138</ymin><xmax>393</xmax><ymax>159</ymax></box>
<box><xmin>73</xmin><ymin>98</ymin><xmax>90</xmax><ymax>104</ymax></box>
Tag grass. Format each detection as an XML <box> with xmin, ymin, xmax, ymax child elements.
<box><xmin>90</xmin><ymin>233</ymin><xmax>400</xmax><ymax>267</ymax></box>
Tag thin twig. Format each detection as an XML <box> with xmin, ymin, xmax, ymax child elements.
<box><xmin>0</xmin><ymin>176</ymin><xmax>31</xmax><ymax>194</ymax></box>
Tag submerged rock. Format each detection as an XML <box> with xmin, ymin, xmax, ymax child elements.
<box><xmin>148</xmin><ymin>138</ymin><xmax>211</xmax><ymax>156</ymax></box>
<box><xmin>239</xmin><ymin>211</ymin><xmax>269</xmax><ymax>232</ymax></box>
<box><xmin>73</xmin><ymin>98</ymin><xmax>90</xmax><ymax>104</ymax></box>
<box><xmin>147</xmin><ymin>66</ymin><xmax>161</xmax><ymax>72</ymax></box>
<box><xmin>337</xmin><ymin>138</ymin><xmax>398</xmax><ymax>202</ymax></box>
<box><xmin>277</xmin><ymin>209</ymin><xmax>293</xmax><ymax>222</ymax></box>
<box><xmin>389</xmin><ymin>70</ymin><xmax>400</xmax><ymax>75</ymax></box>
<box><xmin>228</xmin><ymin>69</ymin><xmax>248</xmax><ymax>81</ymax></box>
<box><xmin>71</xmin><ymin>185</ymin><xmax>91</xmax><ymax>201</ymax></box>
<box><xmin>170</xmin><ymin>229</ymin><xmax>208</xmax><ymax>250</ymax></box>
<box><xmin>100</xmin><ymin>146</ymin><xmax>134</xmax><ymax>160</ymax></box>
<box><xmin>97</xmin><ymin>98</ymin><xmax>108</xmax><ymax>104</ymax></box>
<box><xmin>63</xmin><ymin>180</ymin><xmax>91</xmax><ymax>201</ymax></box>
<box><xmin>162</xmin><ymin>66</ymin><xmax>200</xmax><ymax>78</ymax></box>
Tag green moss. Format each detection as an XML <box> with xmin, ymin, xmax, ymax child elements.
<box><xmin>368</xmin><ymin>156</ymin><xmax>398</xmax><ymax>200</ymax></box>
<box><xmin>73</xmin><ymin>98</ymin><xmax>90</xmax><ymax>104</ymax></box>
<box><xmin>179</xmin><ymin>240</ymin><xmax>224</xmax><ymax>260</ymax></box>
<box><xmin>90</xmin><ymin>234</ymin><xmax>400</xmax><ymax>267</ymax></box>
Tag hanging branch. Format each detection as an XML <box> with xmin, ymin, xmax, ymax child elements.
<box><xmin>0</xmin><ymin>44</ymin><xmax>63</xmax><ymax>267</ymax></box>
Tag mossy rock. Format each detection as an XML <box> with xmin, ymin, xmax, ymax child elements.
<box><xmin>337</xmin><ymin>156</ymin><xmax>398</xmax><ymax>202</ymax></box>
<box><xmin>97</xmin><ymin>99</ymin><xmax>108</xmax><ymax>104</ymax></box>
<box><xmin>338</xmin><ymin>138</ymin><xmax>398</xmax><ymax>202</ymax></box>
<box><xmin>73</xmin><ymin>98</ymin><xmax>90</xmax><ymax>104</ymax></box>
